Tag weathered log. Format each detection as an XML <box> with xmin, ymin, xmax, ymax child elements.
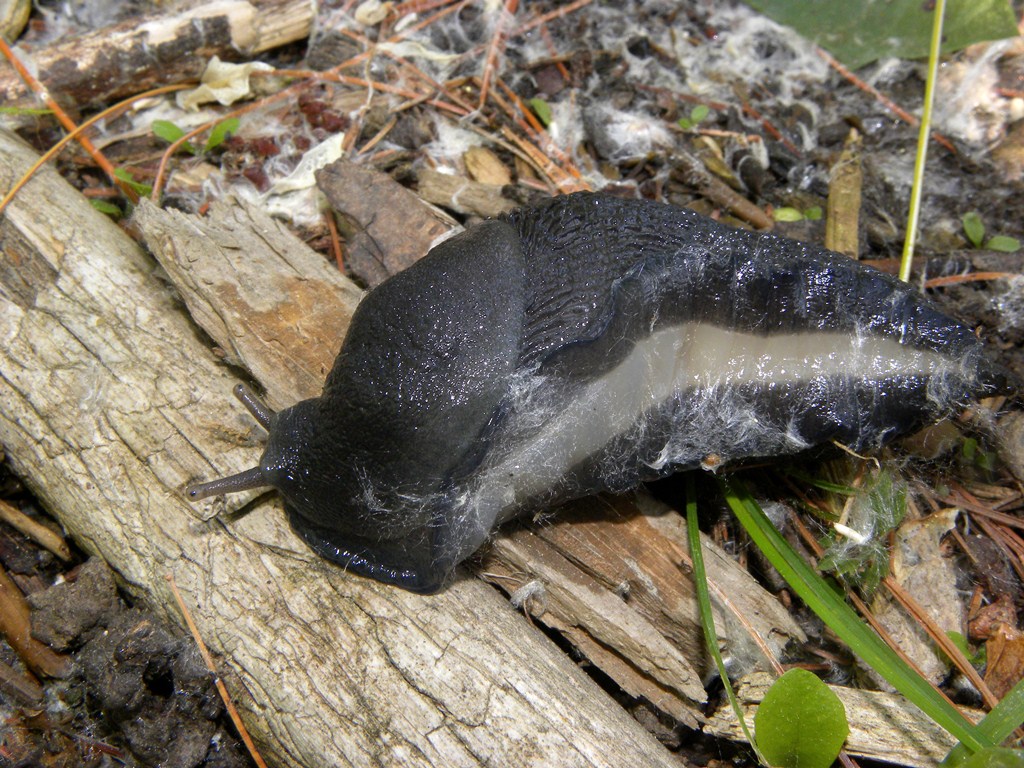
<box><xmin>0</xmin><ymin>128</ymin><xmax>684</xmax><ymax>767</ymax></box>
<box><xmin>2</xmin><ymin>0</ymin><xmax>313</xmax><ymax>110</ymax></box>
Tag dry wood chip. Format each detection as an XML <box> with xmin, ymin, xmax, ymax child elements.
<box><xmin>317</xmin><ymin>160</ymin><xmax>457</xmax><ymax>287</ymax></box>
<box><xmin>417</xmin><ymin>167</ymin><xmax>517</xmax><ymax>219</ymax></box>
<box><xmin>985</xmin><ymin>623</ymin><xmax>1024</xmax><ymax>699</ymax></box>
<box><xmin>464</xmin><ymin>146</ymin><xmax>513</xmax><ymax>186</ymax></box>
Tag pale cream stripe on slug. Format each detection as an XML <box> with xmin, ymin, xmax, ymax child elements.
<box><xmin>478</xmin><ymin>323</ymin><xmax>954</xmax><ymax>514</ymax></box>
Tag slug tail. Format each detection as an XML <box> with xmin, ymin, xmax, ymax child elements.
<box><xmin>973</xmin><ymin>355</ymin><xmax>1020</xmax><ymax>398</ymax></box>
<box><xmin>186</xmin><ymin>466</ymin><xmax>267</xmax><ymax>500</ymax></box>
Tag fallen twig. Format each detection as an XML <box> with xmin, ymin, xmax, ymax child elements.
<box><xmin>166</xmin><ymin>573</ymin><xmax>269</xmax><ymax>768</ymax></box>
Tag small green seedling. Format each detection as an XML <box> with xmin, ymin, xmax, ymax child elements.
<box><xmin>677</xmin><ymin>104</ymin><xmax>710</xmax><ymax>131</ymax></box>
<box><xmin>152</xmin><ymin>120</ymin><xmax>197</xmax><ymax>155</ymax></box>
<box><xmin>528</xmin><ymin>97</ymin><xmax>552</xmax><ymax>128</ymax></box>
<box><xmin>113</xmin><ymin>168</ymin><xmax>152</xmax><ymax>197</ymax></box>
<box><xmin>961</xmin><ymin>436</ymin><xmax>996</xmax><ymax>473</ymax></box>
<box><xmin>89</xmin><ymin>199</ymin><xmax>123</xmax><ymax>217</ymax></box>
<box><xmin>962</xmin><ymin>212</ymin><xmax>1020</xmax><ymax>253</ymax></box>
<box><xmin>205</xmin><ymin>117</ymin><xmax>240</xmax><ymax>152</ymax></box>
<box><xmin>152</xmin><ymin>117</ymin><xmax>241</xmax><ymax>156</ymax></box>
<box><xmin>946</xmin><ymin>631</ymin><xmax>987</xmax><ymax>669</ymax></box>
<box><xmin>773</xmin><ymin>205</ymin><xmax>823</xmax><ymax>222</ymax></box>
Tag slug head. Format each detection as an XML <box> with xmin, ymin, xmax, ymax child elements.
<box><xmin>187</xmin><ymin>385</ymin><xmax>448</xmax><ymax>591</ymax></box>
<box><xmin>188</xmin><ymin>219</ymin><xmax>529</xmax><ymax>593</ymax></box>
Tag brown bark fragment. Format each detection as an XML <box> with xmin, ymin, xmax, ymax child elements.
<box><xmin>416</xmin><ymin>167</ymin><xmax>517</xmax><ymax>218</ymax></box>
<box><xmin>317</xmin><ymin>160</ymin><xmax>457</xmax><ymax>287</ymax></box>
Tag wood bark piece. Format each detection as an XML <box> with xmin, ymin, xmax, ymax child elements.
<box><xmin>2</xmin><ymin>0</ymin><xmax>314</xmax><ymax>109</ymax></box>
<box><xmin>132</xmin><ymin>198</ymin><xmax>362</xmax><ymax>413</ymax></box>
<box><xmin>480</xmin><ymin>495</ymin><xmax>806</xmax><ymax>728</ymax></box>
<box><xmin>317</xmin><ymin>160</ymin><xmax>457</xmax><ymax>288</ymax></box>
<box><xmin>705</xmin><ymin>671</ymin><xmax>975</xmax><ymax>767</ymax></box>
<box><xmin>416</xmin><ymin>167</ymin><xmax>518</xmax><ymax>219</ymax></box>
<box><xmin>0</xmin><ymin>128</ymin><xmax>684</xmax><ymax>767</ymax></box>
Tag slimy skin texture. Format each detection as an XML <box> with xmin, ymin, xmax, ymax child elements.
<box><xmin>187</xmin><ymin>193</ymin><xmax>1008</xmax><ymax>593</ymax></box>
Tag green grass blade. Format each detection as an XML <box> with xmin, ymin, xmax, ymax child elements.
<box><xmin>718</xmin><ymin>476</ymin><xmax>990</xmax><ymax>753</ymax></box>
<box><xmin>899</xmin><ymin>0</ymin><xmax>946</xmax><ymax>282</ymax></box>
<box><xmin>686</xmin><ymin>475</ymin><xmax>767</xmax><ymax>765</ymax></box>
<box><xmin>944</xmin><ymin>679</ymin><xmax>1024</xmax><ymax>765</ymax></box>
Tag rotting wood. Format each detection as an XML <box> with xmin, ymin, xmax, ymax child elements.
<box><xmin>1</xmin><ymin>0</ymin><xmax>313</xmax><ymax>110</ymax></box>
<box><xmin>479</xmin><ymin>495</ymin><xmax>806</xmax><ymax>728</ymax></box>
<box><xmin>0</xmin><ymin>128</ymin><xmax>685</xmax><ymax>768</ymax></box>
<box><xmin>132</xmin><ymin>197</ymin><xmax>363</xmax><ymax>414</ymax></box>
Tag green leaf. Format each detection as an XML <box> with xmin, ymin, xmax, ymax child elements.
<box><xmin>152</xmin><ymin>120</ymin><xmax>197</xmax><ymax>155</ymax></box>
<box><xmin>755</xmin><ymin>668</ymin><xmax>849</xmax><ymax>768</ymax></box>
<box><xmin>113</xmin><ymin>168</ymin><xmax>152</xmax><ymax>197</ymax></box>
<box><xmin>528</xmin><ymin>97</ymin><xmax>552</xmax><ymax>127</ymax></box>
<box><xmin>679</xmin><ymin>104</ymin><xmax>711</xmax><ymax>131</ymax></box>
<box><xmin>89</xmin><ymin>199</ymin><xmax>123</xmax><ymax>216</ymax></box>
<box><xmin>773</xmin><ymin>206</ymin><xmax>804</xmax><ymax>222</ymax></box>
<box><xmin>984</xmin><ymin>235</ymin><xmax>1020</xmax><ymax>253</ymax></box>
<box><xmin>958</xmin><ymin>748</ymin><xmax>1024</xmax><ymax>768</ymax></box>
<box><xmin>946</xmin><ymin>632</ymin><xmax>986</xmax><ymax>668</ymax></box>
<box><xmin>963</xmin><ymin>212</ymin><xmax>986</xmax><ymax>248</ymax></box>
<box><xmin>719</xmin><ymin>477</ymin><xmax>990</xmax><ymax>752</ymax></box>
<box><xmin>0</xmin><ymin>107</ymin><xmax>54</xmax><ymax>116</ymax></box>
<box><xmin>944</xmin><ymin>679</ymin><xmax>1024</xmax><ymax>764</ymax></box>
<box><xmin>204</xmin><ymin>117</ymin><xmax>240</xmax><ymax>153</ymax></box>
<box><xmin>804</xmin><ymin>205</ymin><xmax>823</xmax><ymax>221</ymax></box>
<box><xmin>741</xmin><ymin>0</ymin><xmax>1019</xmax><ymax>69</ymax></box>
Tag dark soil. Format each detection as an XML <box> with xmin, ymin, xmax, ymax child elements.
<box><xmin>1</xmin><ymin>525</ymin><xmax>251</xmax><ymax>767</ymax></box>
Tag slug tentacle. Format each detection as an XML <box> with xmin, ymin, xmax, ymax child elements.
<box><xmin>186</xmin><ymin>466</ymin><xmax>267</xmax><ymax>500</ymax></box>
<box><xmin>233</xmin><ymin>383</ymin><xmax>275</xmax><ymax>429</ymax></box>
<box><xmin>189</xmin><ymin>192</ymin><xmax>1015</xmax><ymax>592</ymax></box>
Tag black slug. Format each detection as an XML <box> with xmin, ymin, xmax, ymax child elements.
<box><xmin>187</xmin><ymin>193</ymin><xmax>1009</xmax><ymax>593</ymax></box>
